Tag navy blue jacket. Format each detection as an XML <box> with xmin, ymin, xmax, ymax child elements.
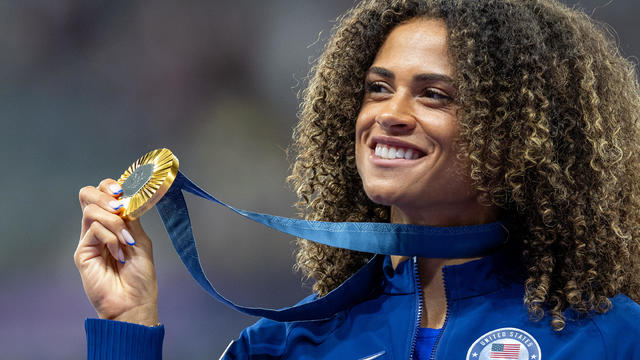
<box><xmin>86</xmin><ymin>249</ymin><xmax>640</xmax><ymax>359</ymax></box>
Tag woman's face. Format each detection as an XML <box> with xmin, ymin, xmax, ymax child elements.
<box><xmin>355</xmin><ymin>18</ymin><xmax>496</xmax><ymax>226</ymax></box>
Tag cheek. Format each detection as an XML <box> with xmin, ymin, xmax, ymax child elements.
<box><xmin>355</xmin><ymin>111</ymin><xmax>373</xmax><ymax>152</ymax></box>
<box><xmin>356</xmin><ymin>101</ymin><xmax>380</xmax><ymax>128</ymax></box>
<box><xmin>355</xmin><ymin>110</ymin><xmax>371</xmax><ymax>137</ymax></box>
<box><xmin>354</xmin><ymin>116</ymin><xmax>372</xmax><ymax>181</ymax></box>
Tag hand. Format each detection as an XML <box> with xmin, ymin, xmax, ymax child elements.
<box><xmin>74</xmin><ymin>179</ymin><xmax>159</xmax><ymax>326</ymax></box>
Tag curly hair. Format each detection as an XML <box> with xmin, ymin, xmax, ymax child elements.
<box><xmin>287</xmin><ymin>0</ymin><xmax>640</xmax><ymax>331</ymax></box>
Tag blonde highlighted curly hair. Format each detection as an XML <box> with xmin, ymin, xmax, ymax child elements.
<box><xmin>287</xmin><ymin>0</ymin><xmax>640</xmax><ymax>331</ymax></box>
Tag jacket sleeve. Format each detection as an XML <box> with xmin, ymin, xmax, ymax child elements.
<box><xmin>85</xmin><ymin>318</ymin><xmax>164</xmax><ymax>360</ymax></box>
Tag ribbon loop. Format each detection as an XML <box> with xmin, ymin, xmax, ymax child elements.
<box><xmin>155</xmin><ymin>171</ymin><xmax>507</xmax><ymax>322</ymax></box>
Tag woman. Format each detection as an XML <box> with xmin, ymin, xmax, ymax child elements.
<box><xmin>75</xmin><ymin>0</ymin><xmax>640</xmax><ymax>358</ymax></box>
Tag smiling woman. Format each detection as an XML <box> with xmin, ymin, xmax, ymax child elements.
<box><xmin>76</xmin><ymin>0</ymin><xmax>640</xmax><ymax>359</ymax></box>
<box><xmin>355</xmin><ymin>18</ymin><xmax>497</xmax><ymax>229</ymax></box>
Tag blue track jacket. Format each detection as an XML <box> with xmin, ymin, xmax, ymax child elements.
<box><xmin>86</xmin><ymin>249</ymin><xmax>640</xmax><ymax>359</ymax></box>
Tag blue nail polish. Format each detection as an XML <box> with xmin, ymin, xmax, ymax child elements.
<box><xmin>109</xmin><ymin>201</ymin><xmax>123</xmax><ymax>211</ymax></box>
<box><xmin>109</xmin><ymin>184</ymin><xmax>123</xmax><ymax>195</ymax></box>
<box><xmin>122</xmin><ymin>229</ymin><xmax>136</xmax><ymax>246</ymax></box>
<box><xmin>118</xmin><ymin>248</ymin><xmax>125</xmax><ymax>264</ymax></box>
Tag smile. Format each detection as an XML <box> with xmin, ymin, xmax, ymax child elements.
<box><xmin>374</xmin><ymin>143</ymin><xmax>425</xmax><ymax>160</ymax></box>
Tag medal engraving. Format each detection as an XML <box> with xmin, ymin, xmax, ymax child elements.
<box><xmin>122</xmin><ymin>163</ymin><xmax>154</xmax><ymax>198</ymax></box>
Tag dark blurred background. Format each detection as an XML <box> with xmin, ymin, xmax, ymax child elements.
<box><xmin>0</xmin><ymin>0</ymin><xmax>637</xmax><ymax>358</ymax></box>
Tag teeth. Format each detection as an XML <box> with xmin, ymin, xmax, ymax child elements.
<box><xmin>380</xmin><ymin>146</ymin><xmax>389</xmax><ymax>158</ymax></box>
<box><xmin>388</xmin><ymin>147</ymin><xmax>396</xmax><ymax>159</ymax></box>
<box><xmin>404</xmin><ymin>149</ymin><xmax>413</xmax><ymax>160</ymax></box>
<box><xmin>374</xmin><ymin>144</ymin><xmax>423</xmax><ymax>160</ymax></box>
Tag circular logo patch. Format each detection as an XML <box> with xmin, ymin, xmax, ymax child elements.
<box><xmin>466</xmin><ymin>327</ymin><xmax>541</xmax><ymax>360</ymax></box>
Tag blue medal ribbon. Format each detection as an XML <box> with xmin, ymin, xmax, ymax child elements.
<box><xmin>155</xmin><ymin>171</ymin><xmax>507</xmax><ymax>322</ymax></box>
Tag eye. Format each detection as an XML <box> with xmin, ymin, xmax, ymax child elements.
<box><xmin>423</xmin><ymin>89</ymin><xmax>452</xmax><ymax>101</ymax></box>
<box><xmin>365</xmin><ymin>81</ymin><xmax>392</xmax><ymax>95</ymax></box>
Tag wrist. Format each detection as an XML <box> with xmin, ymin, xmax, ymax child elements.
<box><xmin>102</xmin><ymin>304</ymin><xmax>159</xmax><ymax>327</ymax></box>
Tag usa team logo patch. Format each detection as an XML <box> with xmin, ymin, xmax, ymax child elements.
<box><xmin>466</xmin><ymin>327</ymin><xmax>541</xmax><ymax>360</ymax></box>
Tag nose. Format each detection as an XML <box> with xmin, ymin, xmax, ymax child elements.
<box><xmin>375</xmin><ymin>92</ymin><xmax>416</xmax><ymax>134</ymax></box>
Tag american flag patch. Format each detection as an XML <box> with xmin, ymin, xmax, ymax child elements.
<box><xmin>490</xmin><ymin>343</ymin><xmax>520</xmax><ymax>359</ymax></box>
<box><xmin>466</xmin><ymin>327</ymin><xmax>540</xmax><ymax>360</ymax></box>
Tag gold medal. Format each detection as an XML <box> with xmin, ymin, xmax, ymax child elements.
<box><xmin>117</xmin><ymin>148</ymin><xmax>179</xmax><ymax>220</ymax></box>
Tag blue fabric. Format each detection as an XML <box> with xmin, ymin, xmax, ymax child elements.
<box><xmin>86</xmin><ymin>248</ymin><xmax>640</xmax><ymax>359</ymax></box>
<box><xmin>414</xmin><ymin>327</ymin><xmax>441</xmax><ymax>360</ymax></box>
<box><xmin>154</xmin><ymin>171</ymin><xmax>507</xmax><ymax>322</ymax></box>
<box><xmin>218</xmin><ymin>252</ymin><xmax>640</xmax><ymax>359</ymax></box>
<box><xmin>85</xmin><ymin>319</ymin><xmax>164</xmax><ymax>360</ymax></box>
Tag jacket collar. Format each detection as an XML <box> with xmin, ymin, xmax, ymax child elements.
<box><xmin>441</xmin><ymin>248</ymin><xmax>523</xmax><ymax>300</ymax></box>
<box><xmin>381</xmin><ymin>221</ymin><xmax>520</xmax><ymax>299</ymax></box>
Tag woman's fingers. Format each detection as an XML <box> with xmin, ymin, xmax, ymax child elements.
<box><xmin>75</xmin><ymin>221</ymin><xmax>124</xmax><ymax>267</ymax></box>
<box><xmin>125</xmin><ymin>219</ymin><xmax>150</xmax><ymax>249</ymax></box>
<box><xmin>78</xmin><ymin>185</ymin><xmax>124</xmax><ymax>215</ymax></box>
<box><xmin>97</xmin><ymin>178</ymin><xmax>123</xmax><ymax>198</ymax></box>
<box><xmin>81</xmin><ymin>203</ymin><xmax>135</xmax><ymax>248</ymax></box>
<box><xmin>79</xmin><ymin>179</ymin><xmax>135</xmax><ymax>249</ymax></box>
<box><xmin>96</xmin><ymin>179</ymin><xmax>151</xmax><ymax>249</ymax></box>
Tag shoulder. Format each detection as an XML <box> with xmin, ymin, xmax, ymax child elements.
<box><xmin>593</xmin><ymin>294</ymin><xmax>640</xmax><ymax>332</ymax></box>
<box><xmin>223</xmin><ymin>293</ymin><xmax>344</xmax><ymax>358</ymax></box>
<box><xmin>238</xmin><ymin>293</ymin><xmax>318</xmax><ymax>346</ymax></box>
<box><xmin>590</xmin><ymin>294</ymin><xmax>640</xmax><ymax>358</ymax></box>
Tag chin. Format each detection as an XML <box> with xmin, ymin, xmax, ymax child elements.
<box><xmin>362</xmin><ymin>183</ymin><xmax>406</xmax><ymax>208</ymax></box>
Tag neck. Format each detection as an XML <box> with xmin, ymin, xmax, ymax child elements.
<box><xmin>389</xmin><ymin>205</ymin><xmax>498</xmax><ymax>269</ymax></box>
<box><xmin>387</xmin><ymin>206</ymin><xmax>500</xmax><ymax>328</ymax></box>
<box><xmin>389</xmin><ymin>202</ymin><xmax>498</xmax><ymax>227</ymax></box>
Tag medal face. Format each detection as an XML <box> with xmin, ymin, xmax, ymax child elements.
<box><xmin>117</xmin><ymin>148</ymin><xmax>179</xmax><ymax>220</ymax></box>
<box><xmin>121</xmin><ymin>163</ymin><xmax>154</xmax><ymax>197</ymax></box>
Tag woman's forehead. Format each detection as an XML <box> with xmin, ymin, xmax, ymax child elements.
<box><xmin>371</xmin><ymin>18</ymin><xmax>452</xmax><ymax>79</ymax></box>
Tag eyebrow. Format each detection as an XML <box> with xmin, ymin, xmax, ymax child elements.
<box><xmin>367</xmin><ymin>66</ymin><xmax>454</xmax><ymax>84</ymax></box>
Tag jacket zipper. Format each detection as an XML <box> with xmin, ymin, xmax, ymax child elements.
<box><xmin>408</xmin><ymin>256</ymin><xmax>423</xmax><ymax>360</ymax></box>
<box><xmin>429</xmin><ymin>267</ymin><xmax>450</xmax><ymax>360</ymax></box>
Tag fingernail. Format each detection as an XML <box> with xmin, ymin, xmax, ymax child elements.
<box><xmin>109</xmin><ymin>200</ymin><xmax>123</xmax><ymax>211</ymax></box>
<box><xmin>118</xmin><ymin>248</ymin><xmax>125</xmax><ymax>264</ymax></box>
<box><xmin>122</xmin><ymin>229</ymin><xmax>136</xmax><ymax>246</ymax></box>
<box><xmin>109</xmin><ymin>184</ymin><xmax>123</xmax><ymax>195</ymax></box>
